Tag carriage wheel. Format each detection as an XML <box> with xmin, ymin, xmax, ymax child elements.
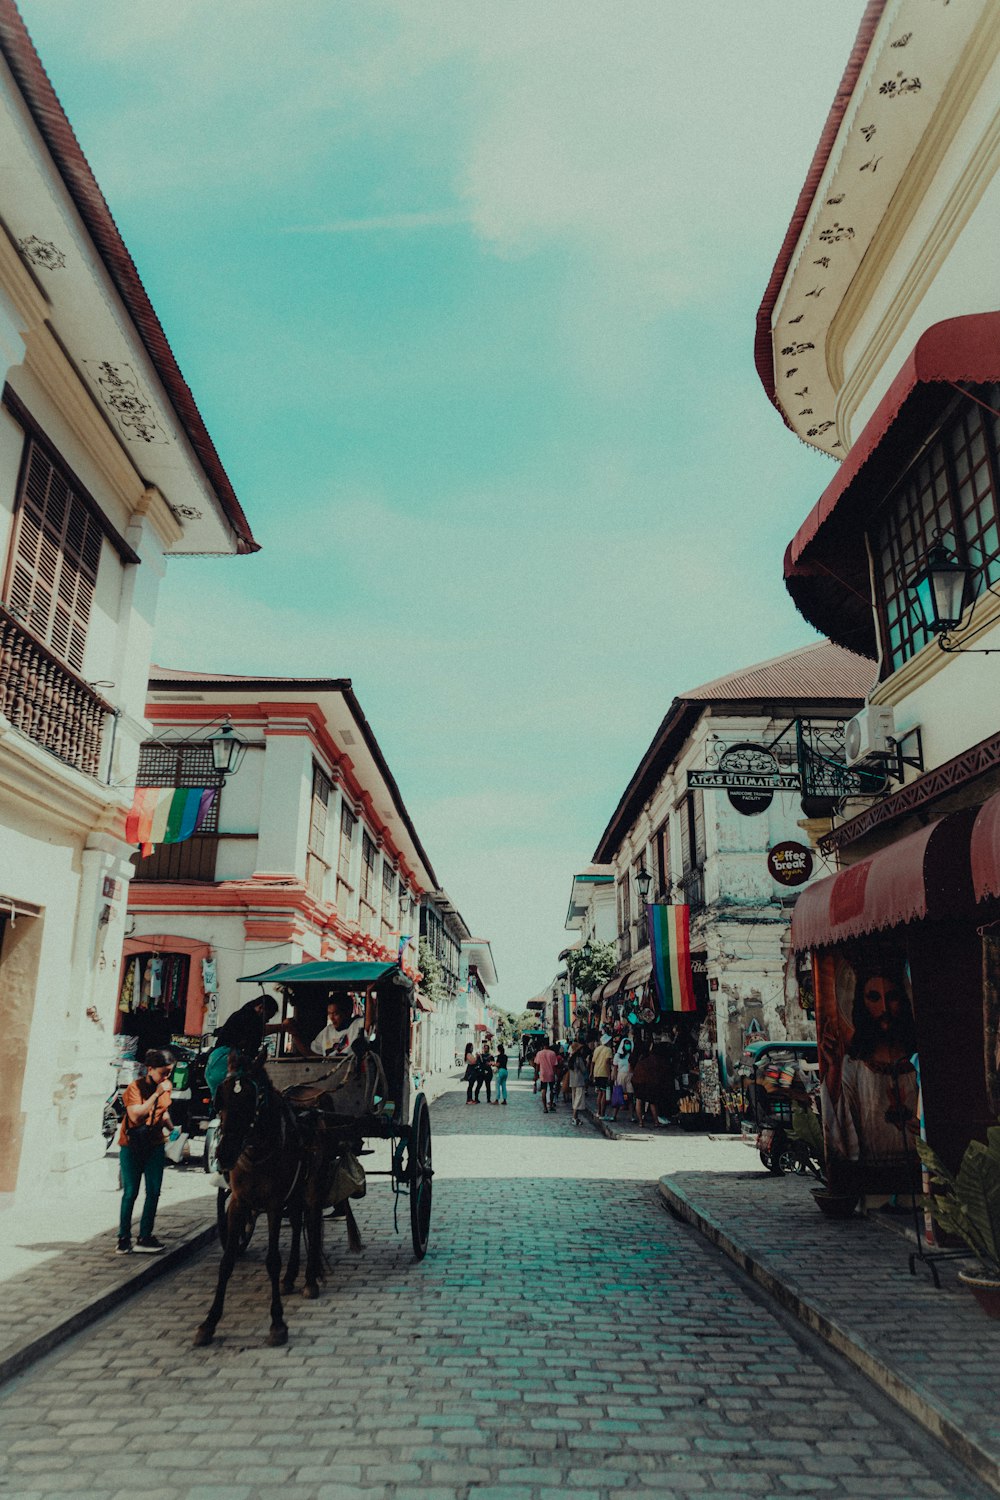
<box><xmin>408</xmin><ymin>1093</ymin><xmax>433</xmax><ymax>1261</ymax></box>
<box><xmin>216</xmin><ymin>1187</ymin><xmax>256</xmax><ymax>1255</ymax></box>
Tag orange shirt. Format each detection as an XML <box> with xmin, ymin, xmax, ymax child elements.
<box><xmin>118</xmin><ymin>1079</ymin><xmax>171</xmax><ymax>1148</ymax></box>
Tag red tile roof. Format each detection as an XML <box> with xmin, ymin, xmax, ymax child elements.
<box><xmin>678</xmin><ymin>641</ymin><xmax>876</xmax><ymax>705</ymax></box>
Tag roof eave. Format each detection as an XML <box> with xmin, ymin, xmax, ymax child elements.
<box><xmin>0</xmin><ymin>0</ymin><xmax>259</xmax><ymax>555</ymax></box>
<box><xmin>754</xmin><ymin>0</ymin><xmax>889</xmax><ymax>419</ymax></box>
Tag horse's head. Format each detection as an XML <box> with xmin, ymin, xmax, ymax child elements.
<box><xmin>215</xmin><ymin>1051</ymin><xmax>263</xmax><ymax>1170</ymax></box>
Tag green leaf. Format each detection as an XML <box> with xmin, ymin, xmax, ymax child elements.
<box><xmin>955</xmin><ymin>1141</ymin><xmax>1000</xmax><ymax>1271</ymax></box>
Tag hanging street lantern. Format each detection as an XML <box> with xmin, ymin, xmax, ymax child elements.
<box><xmin>207</xmin><ymin>718</ymin><xmax>248</xmax><ymax>778</ymax></box>
<box><xmin>635</xmin><ymin>865</ymin><xmax>653</xmax><ymax>903</ymax></box>
<box><xmin>908</xmin><ymin>541</ymin><xmax>971</xmax><ymax>636</ymax></box>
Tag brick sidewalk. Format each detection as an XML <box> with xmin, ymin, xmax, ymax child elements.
<box><xmin>0</xmin><ymin>1168</ymin><xmax>215</xmax><ymax>1386</ymax></box>
<box><xmin>659</xmin><ymin>1168</ymin><xmax>1000</xmax><ymax>1496</ymax></box>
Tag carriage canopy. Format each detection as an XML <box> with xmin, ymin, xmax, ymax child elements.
<box><xmin>238</xmin><ymin>960</ymin><xmax>411</xmax><ymax>988</ymax></box>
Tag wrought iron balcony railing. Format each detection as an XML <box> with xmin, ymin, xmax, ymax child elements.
<box><xmin>678</xmin><ymin>866</ymin><xmax>706</xmax><ymax>912</ymax></box>
<box><xmin>0</xmin><ymin>604</ymin><xmax>112</xmax><ymax>779</ymax></box>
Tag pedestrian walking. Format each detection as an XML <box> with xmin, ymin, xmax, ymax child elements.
<box><xmin>590</xmin><ymin>1032</ymin><xmax>614</xmax><ymax>1119</ymax></box>
<box><xmin>611</xmin><ymin>1035</ymin><xmax>633</xmax><ymax>1122</ymax></box>
<box><xmin>534</xmin><ymin>1040</ymin><xmax>559</xmax><ymax>1114</ymax></box>
<box><xmin>568</xmin><ymin>1040</ymin><xmax>590</xmax><ymax>1126</ymax></box>
<box><xmin>494</xmin><ymin>1045</ymin><xmax>509</xmax><ymax>1105</ymax></box>
<box><xmin>117</xmin><ymin>1049</ymin><xmax>175</xmax><ymax>1255</ymax></box>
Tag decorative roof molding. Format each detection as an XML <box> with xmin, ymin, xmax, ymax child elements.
<box><xmin>0</xmin><ymin>0</ymin><xmax>258</xmax><ymax>554</ymax></box>
<box><xmin>756</xmin><ymin>0</ymin><xmax>991</xmax><ymax>455</ymax></box>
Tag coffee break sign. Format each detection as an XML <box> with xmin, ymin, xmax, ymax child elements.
<box><xmin>766</xmin><ymin>841</ymin><xmax>814</xmax><ymax>887</ymax></box>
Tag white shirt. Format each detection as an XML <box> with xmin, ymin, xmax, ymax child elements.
<box><xmin>311</xmin><ymin>1016</ymin><xmax>363</xmax><ymax>1058</ymax></box>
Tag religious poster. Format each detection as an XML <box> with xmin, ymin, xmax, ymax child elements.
<box><xmin>814</xmin><ymin>944</ymin><xmax>921</xmax><ymax>1198</ymax></box>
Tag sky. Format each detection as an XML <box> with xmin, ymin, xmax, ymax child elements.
<box><xmin>18</xmin><ymin>0</ymin><xmax>867</xmax><ymax>1012</ymax></box>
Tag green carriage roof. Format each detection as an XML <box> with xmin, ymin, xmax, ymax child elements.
<box><xmin>238</xmin><ymin>960</ymin><xmax>410</xmax><ymax>988</ymax></box>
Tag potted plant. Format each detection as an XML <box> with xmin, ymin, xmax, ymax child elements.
<box><xmin>916</xmin><ymin>1126</ymin><xmax>1000</xmax><ymax>1318</ymax></box>
<box><xmin>791</xmin><ymin>1104</ymin><xmax>860</xmax><ymax>1218</ymax></box>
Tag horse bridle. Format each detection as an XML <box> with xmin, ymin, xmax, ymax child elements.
<box><xmin>223</xmin><ymin>1066</ymin><xmax>305</xmax><ymax>1206</ymax></box>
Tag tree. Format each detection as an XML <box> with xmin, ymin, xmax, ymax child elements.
<box><xmin>417</xmin><ymin>937</ymin><xmax>446</xmax><ymax>1006</ymax></box>
<box><xmin>564</xmin><ymin>941</ymin><xmax>617</xmax><ymax>1007</ymax></box>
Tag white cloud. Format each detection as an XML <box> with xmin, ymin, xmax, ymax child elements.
<box><xmin>281</xmin><ymin>209</ymin><xmax>467</xmax><ymax>235</ymax></box>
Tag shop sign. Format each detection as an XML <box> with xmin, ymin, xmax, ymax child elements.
<box><xmin>689</xmin><ymin>743</ymin><xmax>800</xmax><ymax>815</ymax></box>
<box><xmin>766</xmin><ymin>841</ymin><xmax>814</xmax><ymax>887</ymax></box>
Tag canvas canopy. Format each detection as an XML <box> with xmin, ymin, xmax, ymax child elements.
<box><xmin>239</xmin><ymin>960</ymin><xmax>409</xmax><ymax>988</ymax></box>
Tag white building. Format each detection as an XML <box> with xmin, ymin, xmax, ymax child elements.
<box><xmin>127</xmin><ymin>670</ymin><xmax>443</xmax><ymax>1078</ymax></box>
<box><xmin>757</xmin><ymin>0</ymin><xmax>1000</xmax><ymax>1178</ymax></box>
<box><xmin>592</xmin><ymin>644</ymin><xmax>873</xmax><ymax>1083</ymax></box>
<box><xmin>418</xmin><ymin>889</ymin><xmax>471</xmax><ymax>1089</ymax></box>
<box><xmin>565</xmin><ymin>865</ymin><xmax>617</xmax><ymax>948</ymax></box>
<box><xmin>0</xmin><ymin>12</ymin><xmax>257</xmax><ymax>1194</ymax></box>
<box><xmin>458</xmin><ymin>936</ymin><xmax>498</xmax><ymax>1046</ymax></box>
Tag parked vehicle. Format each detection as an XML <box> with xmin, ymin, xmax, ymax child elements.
<box><xmin>740</xmin><ymin>1039</ymin><xmax>821</xmax><ymax>1177</ymax></box>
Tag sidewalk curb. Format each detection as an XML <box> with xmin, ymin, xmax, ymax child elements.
<box><xmin>584</xmin><ymin>1107</ymin><xmax>617</xmax><ymax>1140</ymax></box>
<box><xmin>0</xmin><ymin>1222</ymin><xmax>215</xmax><ymax>1391</ymax></box>
<box><xmin>658</xmin><ymin>1176</ymin><xmax>1000</xmax><ymax>1498</ymax></box>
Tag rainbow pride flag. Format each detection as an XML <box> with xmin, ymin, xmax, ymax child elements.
<box><xmin>126</xmin><ymin>786</ymin><xmax>217</xmax><ymax>854</ymax></box>
<box><xmin>647</xmin><ymin>904</ymin><xmax>697</xmax><ymax>1014</ymax></box>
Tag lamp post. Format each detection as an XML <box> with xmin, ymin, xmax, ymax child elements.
<box><xmin>207</xmin><ymin>718</ymin><xmax>248</xmax><ymax>778</ymax></box>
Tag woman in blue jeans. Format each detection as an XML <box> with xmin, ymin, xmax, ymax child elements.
<box><xmin>494</xmin><ymin>1045</ymin><xmax>509</xmax><ymax>1105</ymax></box>
<box><xmin>117</xmin><ymin>1050</ymin><xmax>175</xmax><ymax>1255</ymax></box>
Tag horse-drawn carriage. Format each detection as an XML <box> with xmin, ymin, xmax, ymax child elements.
<box><xmin>195</xmin><ymin>958</ymin><xmax>433</xmax><ymax>1347</ymax></box>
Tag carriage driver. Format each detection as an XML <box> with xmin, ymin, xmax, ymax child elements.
<box><xmin>311</xmin><ymin>993</ymin><xmax>367</xmax><ymax>1059</ymax></box>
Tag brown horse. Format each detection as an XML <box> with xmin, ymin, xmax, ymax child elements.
<box><xmin>194</xmin><ymin>1051</ymin><xmax>321</xmax><ymax>1347</ymax></box>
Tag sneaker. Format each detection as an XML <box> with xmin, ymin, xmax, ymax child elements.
<box><xmin>115</xmin><ymin>1236</ymin><xmax>132</xmax><ymax>1255</ymax></box>
<box><xmin>134</xmin><ymin>1236</ymin><xmax>165</xmax><ymax>1254</ymax></box>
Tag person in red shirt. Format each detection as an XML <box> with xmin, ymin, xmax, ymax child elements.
<box><xmin>117</xmin><ymin>1050</ymin><xmax>175</xmax><ymax>1256</ymax></box>
<box><xmin>534</xmin><ymin>1042</ymin><xmax>560</xmax><ymax>1115</ymax></box>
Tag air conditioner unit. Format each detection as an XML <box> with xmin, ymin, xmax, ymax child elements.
<box><xmin>844</xmin><ymin>704</ymin><xmax>895</xmax><ymax>768</ymax></box>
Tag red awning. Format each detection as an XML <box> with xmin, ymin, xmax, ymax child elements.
<box><xmin>791</xmin><ymin>822</ymin><xmax>935</xmax><ymax>952</ymax></box>
<box><xmin>971</xmin><ymin>790</ymin><xmax>1000</xmax><ymax>904</ymax></box>
<box><xmin>474</xmin><ymin>1022</ymin><xmax>488</xmax><ymax>1031</ymax></box>
<box><xmin>413</xmin><ymin>991</ymin><xmax>434</xmax><ymax>1013</ymax></box>
<box><xmin>784</xmin><ymin>313</ymin><xmax>1000</xmax><ymax>655</ymax></box>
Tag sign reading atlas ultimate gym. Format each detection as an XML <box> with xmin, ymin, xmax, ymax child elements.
<box><xmin>688</xmin><ymin>742</ymin><xmax>800</xmax><ymax>815</ymax></box>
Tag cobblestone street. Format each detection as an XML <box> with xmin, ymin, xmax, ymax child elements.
<box><xmin>0</xmin><ymin>1079</ymin><xmax>990</xmax><ymax>1500</ymax></box>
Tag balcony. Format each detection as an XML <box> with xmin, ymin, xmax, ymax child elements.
<box><xmin>678</xmin><ymin>866</ymin><xmax>705</xmax><ymax>913</ymax></box>
<box><xmin>135</xmin><ymin>834</ymin><xmax>219</xmax><ymax>882</ymax></box>
<box><xmin>0</xmin><ymin>605</ymin><xmax>112</xmax><ymax>779</ymax></box>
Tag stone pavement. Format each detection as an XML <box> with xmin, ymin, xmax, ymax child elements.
<box><xmin>659</xmin><ymin>1167</ymin><xmax>1000</xmax><ymax>1496</ymax></box>
<box><xmin>0</xmin><ymin>1150</ymin><xmax>215</xmax><ymax>1384</ymax></box>
<box><xmin>0</xmin><ymin>1075</ymin><xmax>991</xmax><ymax>1500</ymax></box>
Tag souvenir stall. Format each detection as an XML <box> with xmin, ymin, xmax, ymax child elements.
<box><xmin>116</xmin><ymin>936</ymin><xmax>216</xmax><ymax>1055</ymax></box>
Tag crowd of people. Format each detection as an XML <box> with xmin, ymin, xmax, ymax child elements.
<box><xmin>460</xmin><ymin>1028</ymin><xmax>687</xmax><ymax>1129</ymax></box>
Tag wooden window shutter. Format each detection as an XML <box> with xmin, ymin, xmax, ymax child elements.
<box><xmin>7</xmin><ymin>440</ymin><xmax>102</xmax><ymax>673</ymax></box>
<box><xmin>309</xmin><ymin>764</ymin><xmax>331</xmax><ymax>853</ymax></box>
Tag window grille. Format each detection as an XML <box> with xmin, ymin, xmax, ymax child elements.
<box><xmin>135</xmin><ymin>742</ymin><xmax>221</xmax><ymax>832</ymax></box>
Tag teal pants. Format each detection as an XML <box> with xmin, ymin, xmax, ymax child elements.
<box><xmin>119</xmin><ymin>1143</ymin><xmax>165</xmax><ymax>1240</ymax></box>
